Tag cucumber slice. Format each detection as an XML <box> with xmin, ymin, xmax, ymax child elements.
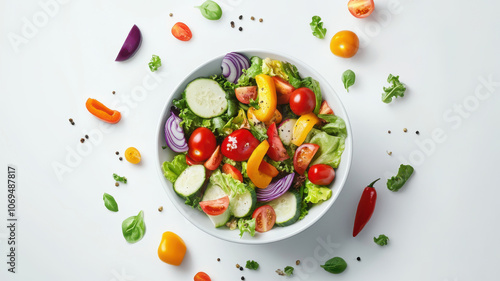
<box><xmin>230</xmin><ymin>188</ymin><xmax>257</xmax><ymax>218</ymax></box>
<box><xmin>173</xmin><ymin>165</ymin><xmax>206</xmax><ymax>199</ymax></box>
<box><xmin>202</xmin><ymin>183</ymin><xmax>231</xmax><ymax>227</ymax></box>
<box><xmin>185</xmin><ymin>78</ymin><xmax>228</xmax><ymax>118</ymax></box>
<box><xmin>267</xmin><ymin>191</ymin><xmax>301</xmax><ymax>227</ymax></box>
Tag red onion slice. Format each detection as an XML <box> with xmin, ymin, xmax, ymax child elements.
<box><xmin>164</xmin><ymin>112</ymin><xmax>188</xmax><ymax>153</ymax></box>
<box><xmin>116</xmin><ymin>25</ymin><xmax>142</xmax><ymax>61</ymax></box>
<box><xmin>256</xmin><ymin>173</ymin><xmax>295</xmax><ymax>202</ymax></box>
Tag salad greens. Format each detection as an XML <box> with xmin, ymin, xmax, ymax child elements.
<box><xmin>210</xmin><ymin>169</ymin><xmax>247</xmax><ymax>196</ymax></box>
<box><xmin>122</xmin><ymin>210</ymin><xmax>145</xmax><ymax>243</ymax></box>
<box><xmin>238</xmin><ymin>218</ymin><xmax>256</xmax><ymax>237</ymax></box>
<box><xmin>318</xmin><ymin>114</ymin><xmax>348</xmax><ymax>138</ymax></box>
<box><xmin>195</xmin><ymin>0</ymin><xmax>222</xmax><ymax>20</ymax></box>
<box><xmin>304</xmin><ymin>177</ymin><xmax>332</xmax><ymax>204</ymax></box>
<box><xmin>162</xmin><ymin>154</ymin><xmax>188</xmax><ymax>183</ymax></box>
<box><xmin>321</xmin><ymin>257</ymin><xmax>347</xmax><ymax>274</ymax></box>
<box><xmin>387</xmin><ymin>164</ymin><xmax>414</xmax><ymax>191</ymax></box>
<box><xmin>301</xmin><ymin>77</ymin><xmax>323</xmax><ymax>114</ymax></box>
<box><xmin>374</xmin><ymin>234</ymin><xmax>389</xmax><ymax>246</ymax></box>
<box><xmin>310</xmin><ymin>16</ymin><xmax>327</xmax><ymax>39</ymax></box>
<box><xmin>246</xmin><ymin>260</ymin><xmax>260</xmax><ymax>270</ymax></box>
<box><xmin>382</xmin><ymin>74</ymin><xmax>407</xmax><ymax>103</ymax></box>
<box><xmin>284</xmin><ymin>266</ymin><xmax>294</xmax><ymax>276</ymax></box>
<box><xmin>148</xmin><ymin>54</ymin><xmax>161</xmax><ymax>72</ymax></box>
<box><xmin>103</xmin><ymin>193</ymin><xmax>118</xmax><ymax>212</ymax></box>
<box><xmin>305</xmin><ymin>129</ymin><xmax>345</xmax><ymax>168</ymax></box>
<box><xmin>113</xmin><ymin>173</ymin><xmax>127</xmax><ymax>183</ymax></box>
<box><xmin>342</xmin><ymin>69</ymin><xmax>355</xmax><ymax>92</ymax></box>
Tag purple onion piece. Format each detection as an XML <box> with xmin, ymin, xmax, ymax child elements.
<box><xmin>116</xmin><ymin>25</ymin><xmax>142</xmax><ymax>61</ymax></box>
<box><xmin>164</xmin><ymin>112</ymin><xmax>188</xmax><ymax>153</ymax></box>
<box><xmin>221</xmin><ymin>52</ymin><xmax>250</xmax><ymax>84</ymax></box>
<box><xmin>256</xmin><ymin>173</ymin><xmax>295</xmax><ymax>202</ymax></box>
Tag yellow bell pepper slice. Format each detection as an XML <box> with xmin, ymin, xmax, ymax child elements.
<box><xmin>253</xmin><ymin>74</ymin><xmax>277</xmax><ymax>122</ymax></box>
<box><xmin>247</xmin><ymin>140</ymin><xmax>273</xmax><ymax>189</ymax></box>
<box><xmin>291</xmin><ymin>113</ymin><xmax>321</xmax><ymax>146</ymax></box>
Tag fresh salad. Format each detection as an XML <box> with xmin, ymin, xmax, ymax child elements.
<box><xmin>161</xmin><ymin>52</ymin><xmax>347</xmax><ymax>237</ymax></box>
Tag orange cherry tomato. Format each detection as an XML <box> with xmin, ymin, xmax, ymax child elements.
<box><xmin>172</xmin><ymin>22</ymin><xmax>192</xmax><ymax>41</ymax></box>
<box><xmin>348</xmin><ymin>0</ymin><xmax>375</xmax><ymax>18</ymax></box>
<box><xmin>157</xmin><ymin>231</ymin><xmax>186</xmax><ymax>266</ymax></box>
<box><xmin>124</xmin><ymin>147</ymin><xmax>141</xmax><ymax>164</ymax></box>
<box><xmin>330</xmin><ymin>30</ymin><xmax>359</xmax><ymax>58</ymax></box>
<box><xmin>194</xmin><ymin>272</ymin><xmax>211</xmax><ymax>281</ymax></box>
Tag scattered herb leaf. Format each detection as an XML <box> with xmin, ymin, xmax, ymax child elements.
<box><xmin>374</xmin><ymin>234</ymin><xmax>389</xmax><ymax>246</ymax></box>
<box><xmin>148</xmin><ymin>55</ymin><xmax>161</xmax><ymax>72</ymax></box>
<box><xmin>113</xmin><ymin>173</ymin><xmax>127</xmax><ymax>183</ymax></box>
<box><xmin>284</xmin><ymin>266</ymin><xmax>294</xmax><ymax>276</ymax></box>
<box><xmin>103</xmin><ymin>193</ymin><xmax>118</xmax><ymax>212</ymax></box>
<box><xmin>387</xmin><ymin>164</ymin><xmax>414</xmax><ymax>192</ymax></box>
<box><xmin>342</xmin><ymin>69</ymin><xmax>355</xmax><ymax>92</ymax></box>
<box><xmin>310</xmin><ymin>16</ymin><xmax>327</xmax><ymax>39</ymax></box>
<box><xmin>321</xmin><ymin>257</ymin><xmax>347</xmax><ymax>274</ymax></box>
<box><xmin>245</xmin><ymin>260</ymin><xmax>259</xmax><ymax>270</ymax></box>
<box><xmin>195</xmin><ymin>0</ymin><xmax>222</xmax><ymax>20</ymax></box>
<box><xmin>121</xmin><ymin>210</ymin><xmax>145</xmax><ymax>243</ymax></box>
<box><xmin>381</xmin><ymin>74</ymin><xmax>407</xmax><ymax>103</ymax></box>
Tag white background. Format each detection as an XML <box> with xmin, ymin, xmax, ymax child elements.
<box><xmin>1</xmin><ymin>0</ymin><xmax>500</xmax><ymax>280</ymax></box>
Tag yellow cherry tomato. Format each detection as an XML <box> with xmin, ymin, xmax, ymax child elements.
<box><xmin>158</xmin><ymin>231</ymin><xmax>186</xmax><ymax>266</ymax></box>
<box><xmin>330</xmin><ymin>30</ymin><xmax>359</xmax><ymax>58</ymax></box>
<box><xmin>125</xmin><ymin>147</ymin><xmax>141</xmax><ymax>164</ymax></box>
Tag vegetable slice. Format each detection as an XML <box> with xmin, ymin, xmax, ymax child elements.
<box><xmin>165</xmin><ymin>112</ymin><xmax>188</xmax><ymax>153</ymax></box>
<box><xmin>256</xmin><ymin>173</ymin><xmax>294</xmax><ymax>202</ymax></box>
<box><xmin>116</xmin><ymin>25</ymin><xmax>142</xmax><ymax>61</ymax></box>
<box><xmin>222</xmin><ymin>52</ymin><xmax>250</xmax><ymax>84</ymax></box>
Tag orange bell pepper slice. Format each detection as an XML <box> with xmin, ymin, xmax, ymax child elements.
<box><xmin>247</xmin><ymin>140</ymin><xmax>273</xmax><ymax>189</ymax></box>
<box><xmin>247</xmin><ymin>107</ymin><xmax>282</xmax><ymax>127</ymax></box>
<box><xmin>259</xmin><ymin>160</ymin><xmax>279</xmax><ymax>177</ymax></box>
<box><xmin>86</xmin><ymin>98</ymin><xmax>121</xmax><ymax>124</ymax></box>
<box><xmin>252</xmin><ymin>74</ymin><xmax>277</xmax><ymax>122</ymax></box>
<box><xmin>157</xmin><ymin>231</ymin><xmax>186</xmax><ymax>266</ymax></box>
<box><xmin>291</xmin><ymin>112</ymin><xmax>321</xmax><ymax>146</ymax></box>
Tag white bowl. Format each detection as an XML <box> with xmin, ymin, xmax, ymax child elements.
<box><xmin>155</xmin><ymin>50</ymin><xmax>352</xmax><ymax>244</ymax></box>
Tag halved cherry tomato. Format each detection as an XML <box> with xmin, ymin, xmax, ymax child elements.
<box><xmin>289</xmin><ymin>88</ymin><xmax>316</xmax><ymax>115</ymax></box>
<box><xmin>222</xmin><ymin>163</ymin><xmax>243</xmax><ymax>182</ymax></box>
<box><xmin>158</xmin><ymin>231</ymin><xmax>186</xmax><ymax>266</ymax></box>
<box><xmin>247</xmin><ymin>140</ymin><xmax>273</xmax><ymax>188</ymax></box>
<box><xmin>124</xmin><ymin>147</ymin><xmax>141</xmax><ymax>164</ymax></box>
<box><xmin>293</xmin><ymin>143</ymin><xmax>320</xmax><ymax>175</ymax></box>
<box><xmin>204</xmin><ymin>145</ymin><xmax>222</xmax><ymax>171</ymax></box>
<box><xmin>221</xmin><ymin>129</ymin><xmax>260</xmax><ymax>161</ymax></box>
<box><xmin>194</xmin><ymin>272</ymin><xmax>211</xmax><ymax>281</ymax></box>
<box><xmin>308</xmin><ymin>164</ymin><xmax>336</xmax><ymax>185</ymax></box>
<box><xmin>348</xmin><ymin>0</ymin><xmax>375</xmax><ymax>18</ymax></box>
<box><xmin>252</xmin><ymin>205</ymin><xmax>276</xmax><ymax>233</ymax></box>
<box><xmin>235</xmin><ymin>86</ymin><xmax>257</xmax><ymax>104</ymax></box>
<box><xmin>330</xmin><ymin>30</ymin><xmax>359</xmax><ymax>58</ymax></box>
<box><xmin>186</xmin><ymin>154</ymin><xmax>204</xmax><ymax>166</ymax></box>
<box><xmin>259</xmin><ymin>160</ymin><xmax>279</xmax><ymax>177</ymax></box>
<box><xmin>266</xmin><ymin>123</ymin><xmax>289</xmax><ymax>161</ymax></box>
<box><xmin>199</xmin><ymin>196</ymin><xmax>229</xmax><ymax>216</ymax></box>
<box><xmin>319</xmin><ymin>100</ymin><xmax>334</xmax><ymax>115</ymax></box>
<box><xmin>188</xmin><ymin>127</ymin><xmax>216</xmax><ymax>162</ymax></box>
<box><xmin>273</xmin><ymin>76</ymin><xmax>295</xmax><ymax>104</ymax></box>
<box><xmin>248</xmin><ymin>107</ymin><xmax>282</xmax><ymax>127</ymax></box>
<box><xmin>253</xmin><ymin>74</ymin><xmax>277</xmax><ymax>122</ymax></box>
<box><xmin>171</xmin><ymin>22</ymin><xmax>192</xmax><ymax>41</ymax></box>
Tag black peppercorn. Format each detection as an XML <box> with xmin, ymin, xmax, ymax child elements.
<box><xmin>239</xmin><ymin>27</ymin><xmax>243</xmax><ymax>31</ymax></box>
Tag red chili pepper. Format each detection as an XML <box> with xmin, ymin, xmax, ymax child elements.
<box><xmin>85</xmin><ymin>98</ymin><xmax>121</xmax><ymax>124</ymax></box>
<box><xmin>353</xmin><ymin>178</ymin><xmax>380</xmax><ymax>237</ymax></box>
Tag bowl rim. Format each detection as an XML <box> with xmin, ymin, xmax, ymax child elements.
<box><xmin>155</xmin><ymin>49</ymin><xmax>353</xmax><ymax>244</ymax></box>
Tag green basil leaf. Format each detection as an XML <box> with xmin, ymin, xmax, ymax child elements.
<box><xmin>195</xmin><ymin>0</ymin><xmax>222</xmax><ymax>20</ymax></box>
<box><xmin>103</xmin><ymin>193</ymin><xmax>118</xmax><ymax>212</ymax></box>
<box><xmin>321</xmin><ymin>257</ymin><xmax>347</xmax><ymax>274</ymax></box>
<box><xmin>310</xmin><ymin>16</ymin><xmax>327</xmax><ymax>39</ymax></box>
<box><xmin>341</xmin><ymin>69</ymin><xmax>355</xmax><ymax>92</ymax></box>
<box><xmin>122</xmin><ymin>210</ymin><xmax>146</xmax><ymax>243</ymax></box>
<box><xmin>387</xmin><ymin>164</ymin><xmax>414</xmax><ymax>191</ymax></box>
<box><xmin>374</xmin><ymin>234</ymin><xmax>389</xmax><ymax>246</ymax></box>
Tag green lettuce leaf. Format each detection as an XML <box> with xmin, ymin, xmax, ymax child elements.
<box><xmin>238</xmin><ymin>218</ymin><xmax>256</xmax><ymax>238</ymax></box>
<box><xmin>210</xmin><ymin>169</ymin><xmax>247</xmax><ymax>196</ymax></box>
<box><xmin>381</xmin><ymin>74</ymin><xmax>407</xmax><ymax>103</ymax></box>
<box><xmin>301</xmin><ymin>77</ymin><xmax>322</xmax><ymax>114</ymax></box>
<box><xmin>245</xmin><ymin>56</ymin><xmax>263</xmax><ymax>78</ymax></box>
<box><xmin>318</xmin><ymin>114</ymin><xmax>347</xmax><ymax>138</ymax></box>
<box><xmin>267</xmin><ymin>158</ymin><xmax>295</xmax><ymax>173</ymax></box>
<box><xmin>304</xmin><ymin>177</ymin><xmax>332</xmax><ymax>204</ymax></box>
<box><xmin>282</xmin><ymin>62</ymin><xmax>303</xmax><ymax>88</ymax></box>
<box><xmin>162</xmin><ymin>154</ymin><xmax>188</xmax><ymax>183</ymax></box>
<box><xmin>305</xmin><ymin>129</ymin><xmax>345</xmax><ymax>168</ymax></box>
<box><xmin>261</xmin><ymin>58</ymin><xmax>288</xmax><ymax>80</ymax></box>
<box><xmin>387</xmin><ymin>164</ymin><xmax>414</xmax><ymax>192</ymax></box>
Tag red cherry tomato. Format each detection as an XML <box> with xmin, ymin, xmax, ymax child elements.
<box><xmin>199</xmin><ymin>196</ymin><xmax>229</xmax><ymax>216</ymax></box>
<box><xmin>222</xmin><ymin>163</ymin><xmax>243</xmax><ymax>182</ymax></box>
<box><xmin>348</xmin><ymin>0</ymin><xmax>375</xmax><ymax>18</ymax></box>
<box><xmin>235</xmin><ymin>86</ymin><xmax>257</xmax><ymax>104</ymax></box>
<box><xmin>289</xmin><ymin>88</ymin><xmax>316</xmax><ymax>115</ymax></box>
<box><xmin>188</xmin><ymin>127</ymin><xmax>216</xmax><ymax>162</ymax></box>
<box><xmin>221</xmin><ymin>129</ymin><xmax>260</xmax><ymax>161</ymax></box>
<box><xmin>318</xmin><ymin>100</ymin><xmax>334</xmax><ymax>115</ymax></box>
<box><xmin>293</xmin><ymin>143</ymin><xmax>320</xmax><ymax>175</ymax></box>
<box><xmin>272</xmin><ymin>76</ymin><xmax>295</xmax><ymax>104</ymax></box>
<box><xmin>308</xmin><ymin>164</ymin><xmax>336</xmax><ymax>185</ymax></box>
<box><xmin>194</xmin><ymin>271</ymin><xmax>211</xmax><ymax>281</ymax></box>
<box><xmin>204</xmin><ymin>145</ymin><xmax>222</xmax><ymax>171</ymax></box>
<box><xmin>171</xmin><ymin>22</ymin><xmax>192</xmax><ymax>41</ymax></box>
<box><xmin>252</xmin><ymin>205</ymin><xmax>276</xmax><ymax>233</ymax></box>
<box><xmin>266</xmin><ymin>123</ymin><xmax>289</xmax><ymax>161</ymax></box>
<box><xmin>186</xmin><ymin>154</ymin><xmax>204</xmax><ymax>166</ymax></box>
